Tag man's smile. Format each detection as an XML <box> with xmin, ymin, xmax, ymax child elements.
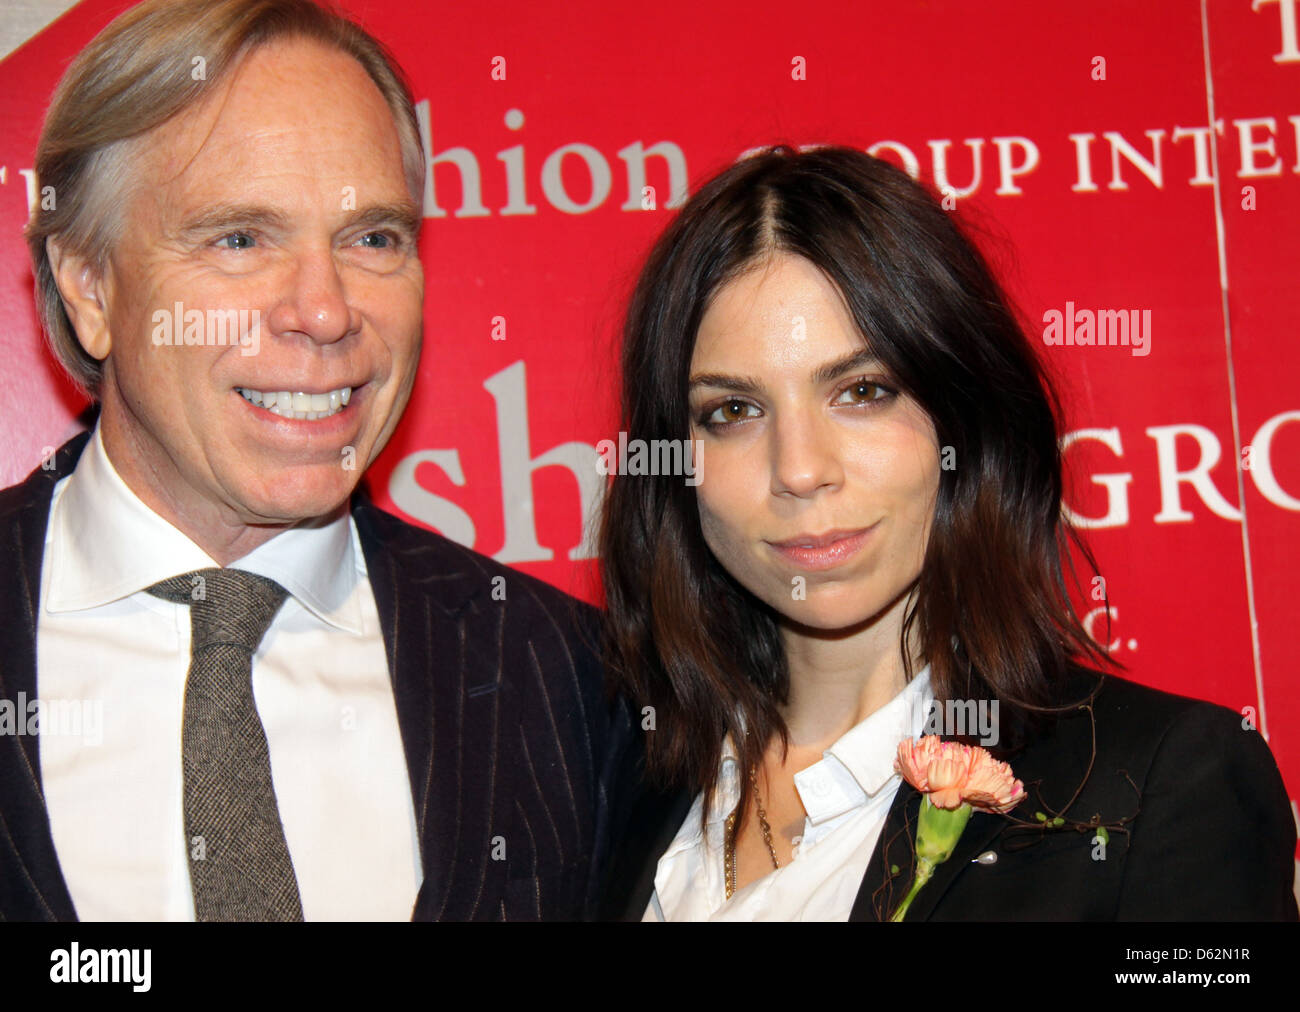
<box><xmin>235</xmin><ymin>385</ymin><xmax>354</xmax><ymax>420</ymax></box>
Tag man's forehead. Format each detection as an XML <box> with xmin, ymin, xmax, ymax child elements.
<box><xmin>138</xmin><ymin>36</ymin><xmax>407</xmax><ymax>201</ymax></box>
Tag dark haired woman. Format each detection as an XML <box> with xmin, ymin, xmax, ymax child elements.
<box><xmin>597</xmin><ymin>146</ymin><xmax>1296</xmax><ymax>921</ymax></box>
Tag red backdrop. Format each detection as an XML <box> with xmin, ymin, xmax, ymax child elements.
<box><xmin>1</xmin><ymin>0</ymin><xmax>1296</xmax><ymax>850</ymax></box>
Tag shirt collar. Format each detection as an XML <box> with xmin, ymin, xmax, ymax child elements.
<box><xmin>707</xmin><ymin>663</ymin><xmax>933</xmax><ymax>829</ymax></box>
<box><xmin>45</xmin><ymin>423</ymin><xmax>364</xmax><ymax>634</ymax></box>
<box><xmin>793</xmin><ymin>664</ymin><xmax>934</xmax><ymax>825</ymax></box>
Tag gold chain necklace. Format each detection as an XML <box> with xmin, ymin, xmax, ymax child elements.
<box><xmin>723</xmin><ymin>764</ymin><xmax>781</xmax><ymax>899</ymax></box>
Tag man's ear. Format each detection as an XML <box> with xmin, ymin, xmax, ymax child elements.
<box><xmin>46</xmin><ymin>237</ymin><xmax>112</xmax><ymax>361</ymax></box>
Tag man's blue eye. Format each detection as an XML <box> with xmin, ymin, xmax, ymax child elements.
<box><xmin>219</xmin><ymin>233</ymin><xmax>255</xmax><ymax>250</ymax></box>
<box><xmin>360</xmin><ymin>232</ymin><xmax>393</xmax><ymax>248</ymax></box>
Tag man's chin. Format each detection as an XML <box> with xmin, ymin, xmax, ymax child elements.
<box><xmin>233</xmin><ymin>474</ymin><xmax>362</xmax><ymax>527</ymax></box>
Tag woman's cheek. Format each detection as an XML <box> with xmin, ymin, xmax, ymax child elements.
<box><xmin>698</xmin><ymin>492</ymin><xmax>760</xmax><ymax>587</ymax></box>
<box><xmin>697</xmin><ymin>494</ymin><xmax>736</xmax><ymax>567</ymax></box>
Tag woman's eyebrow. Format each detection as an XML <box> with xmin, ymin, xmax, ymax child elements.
<box><xmin>811</xmin><ymin>349</ymin><xmax>881</xmax><ymax>384</ymax></box>
<box><xmin>687</xmin><ymin>371</ymin><xmax>763</xmax><ymax>395</ymax></box>
<box><xmin>688</xmin><ymin>350</ymin><xmax>882</xmax><ymax>394</ymax></box>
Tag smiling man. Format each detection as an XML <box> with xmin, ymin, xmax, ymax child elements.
<box><xmin>1</xmin><ymin>0</ymin><xmax>627</xmax><ymax>921</ymax></box>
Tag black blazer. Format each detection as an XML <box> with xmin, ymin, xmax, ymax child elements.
<box><xmin>0</xmin><ymin>432</ymin><xmax>634</xmax><ymax>921</ymax></box>
<box><xmin>601</xmin><ymin>668</ymin><xmax>1298</xmax><ymax>920</ymax></box>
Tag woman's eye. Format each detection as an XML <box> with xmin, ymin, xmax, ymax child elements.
<box><xmin>835</xmin><ymin>378</ymin><xmax>894</xmax><ymax>405</ymax></box>
<box><xmin>699</xmin><ymin>399</ymin><xmax>760</xmax><ymax>429</ymax></box>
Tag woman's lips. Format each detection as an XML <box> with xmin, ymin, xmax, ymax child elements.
<box><xmin>767</xmin><ymin>525</ymin><xmax>876</xmax><ymax>571</ymax></box>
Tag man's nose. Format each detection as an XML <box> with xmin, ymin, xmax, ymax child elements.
<box><xmin>769</xmin><ymin>409</ymin><xmax>845</xmax><ymax>498</ymax></box>
<box><xmin>265</xmin><ymin>246</ymin><xmax>357</xmax><ymax>346</ymax></box>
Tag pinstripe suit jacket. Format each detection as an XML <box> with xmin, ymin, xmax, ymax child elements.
<box><xmin>0</xmin><ymin>432</ymin><xmax>633</xmax><ymax>921</ymax></box>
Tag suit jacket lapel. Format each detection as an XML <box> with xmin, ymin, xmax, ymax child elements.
<box><xmin>614</xmin><ymin>736</ymin><xmax>1050</xmax><ymax>922</ymax></box>
<box><xmin>0</xmin><ymin>439</ymin><xmax>495</xmax><ymax>922</ymax></box>
<box><xmin>601</xmin><ymin>778</ymin><xmax>693</xmax><ymax>920</ymax></box>
<box><xmin>617</xmin><ymin>777</ymin><xmax>1008</xmax><ymax>923</ymax></box>
<box><xmin>0</xmin><ymin>433</ymin><xmax>89</xmax><ymax>921</ymax></box>
<box><xmin>851</xmin><ymin>781</ymin><xmax>1010</xmax><ymax>921</ymax></box>
<box><xmin>852</xmin><ymin>716</ymin><xmax>1085</xmax><ymax>922</ymax></box>
<box><xmin>352</xmin><ymin>494</ymin><xmax>496</xmax><ymax>921</ymax></box>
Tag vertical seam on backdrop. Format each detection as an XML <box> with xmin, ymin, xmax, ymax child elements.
<box><xmin>1200</xmin><ymin>0</ymin><xmax>1268</xmax><ymax>737</ymax></box>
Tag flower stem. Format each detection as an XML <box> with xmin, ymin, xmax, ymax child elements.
<box><xmin>889</xmin><ymin>858</ymin><xmax>936</xmax><ymax>922</ymax></box>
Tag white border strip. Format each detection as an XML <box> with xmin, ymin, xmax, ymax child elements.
<box><xmin>1200</xmin><ymin>0</ymin><xmax>1268</xmax><ymax>737</ymax></box>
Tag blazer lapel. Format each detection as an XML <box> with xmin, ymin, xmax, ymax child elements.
<box><xmin>0</xmin><ymin>433</ymin><xmax>89</xmax><ymax>921</ymax></box>
<box><xmin>352</xmin><ymin>494</ymin><xmax>498</xmax><ymax>920</ymax></box>
<box><xmin>852</xmin><ymin>713</ymin><xmax>1091</xmax><ymax>923</ymax></box>
<box><xmin>0</xmin><ymin>440</ymin><xmax>496</xmax><ymax>922</ymax></box>
<box><xmin>851</xmin><ymin>781</ymin><xmax>1011</xmax><ymax>921</ymax></box>
<box><xmin>618</xmin><ymin>777</ymin><xmax>1007</xmax><ymax>923</ymax></box>
<box><xmin>601</xmin><ymin>779</ymin><xmax>694</xmax><ymax>920</ymax></box>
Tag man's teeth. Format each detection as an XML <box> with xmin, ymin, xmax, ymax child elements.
<box><xmin>236</xmin><ymin>386</ymin><xmax>352</xmax><ymax>420</ymax></box>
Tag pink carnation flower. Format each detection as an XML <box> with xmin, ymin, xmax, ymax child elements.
<box><xmin>895</xmin><ymin>735</ymin><xmax>1025</xmax><ymax>813</ymax></box>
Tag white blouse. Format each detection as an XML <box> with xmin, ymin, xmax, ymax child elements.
<box><xmin>644</xmin><ymin>665</ymin><xmax>934</xmax><ymax>921</ymax></box>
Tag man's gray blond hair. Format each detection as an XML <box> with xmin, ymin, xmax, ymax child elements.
<box><xmin>24</xmin><ymin>0</ymin><xmax>426</xmax><ymax>396</ymax></box>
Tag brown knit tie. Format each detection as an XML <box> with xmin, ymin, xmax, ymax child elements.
<box><xmin>148</xmin><ymin>568</ymin><xmax>304</xmax><ymax>921</ymax></box>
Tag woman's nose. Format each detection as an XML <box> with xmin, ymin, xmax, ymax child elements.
<box><xmin>769</xmin><ymin>410</ymin><xmax>844</xmax><ymax>498</ymax></box>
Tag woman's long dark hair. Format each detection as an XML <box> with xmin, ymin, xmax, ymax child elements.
<box><xmin>599</xmin><ymin>145</ymin><xmax>1121</xmax><ymax>831</ymax></box>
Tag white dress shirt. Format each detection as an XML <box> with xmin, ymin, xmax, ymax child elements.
<box><xmin>645</xmin><ymin>664</ymin><xmax>934</xmax><ymax>921</ymax></box>
<box><xmin>37</xmin><ymin>425</ymin><xmax>422</xmax><ymax>920</ymax></box>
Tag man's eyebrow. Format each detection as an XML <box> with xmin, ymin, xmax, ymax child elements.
<box><xmin>175</xmin><ymin>204</ymin><xmax>291</xmax><ymax>237</ymax></box>
<box><xmin>174</xmin><ymin>201</ymin><xmax>422</xmax><ymax>238</ymax></box>
<box><xmin>347</xmin><ymin>202</ymin><xmax>423</xmax><ymax>238</ymax></box>
<box><xmin>688</xmin><ymin>350</ymin><xmax>883</xmax><ymax>395</ymax></box>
